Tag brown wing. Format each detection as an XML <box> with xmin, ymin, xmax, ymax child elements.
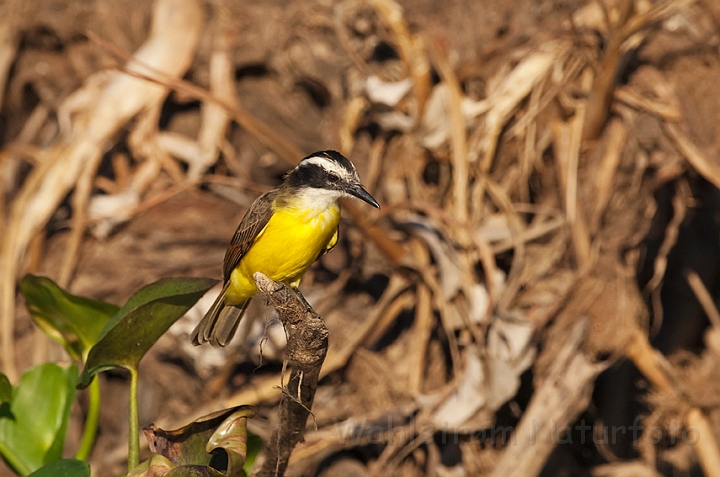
<box><xmin>222</xmin><ymin>190</ymin><xmax>277</xmax><ymax>282</ymax></box>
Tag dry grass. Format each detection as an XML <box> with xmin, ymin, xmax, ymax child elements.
<box><xmin>2</xmin><ymin>0</ymin><xmax>720</xmax><ymax>475</ymax></box>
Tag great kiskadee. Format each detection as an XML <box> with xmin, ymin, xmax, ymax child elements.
<box><xmin>191</xmin><ymin>150</ymin><xmax>379</xmax><ymax>348</ymax></box>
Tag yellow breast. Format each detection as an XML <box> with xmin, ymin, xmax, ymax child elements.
<box><xmin>226</xmin><ymin>203</ymin><xmax>340</xmax><ymax>304</ymax></box>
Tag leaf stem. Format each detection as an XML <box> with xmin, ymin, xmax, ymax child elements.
<box><xmin>0</xmin><ymin>442</ymin><xmax>30</xmax><ymax>476</ymax></box>
<box><xmin>75</xmin><ymin>377</ymin><xmax>100</xmax><ymax>461</ymax></box>
<box><xmin>128</xmin><ymin>367</ymin><xmax>139</xmax><ymax>472</ymax></box>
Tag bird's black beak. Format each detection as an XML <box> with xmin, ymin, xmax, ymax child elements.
<box><xmin>349</xmin><ymin>184</ymin><xmax>380</xmax><ymax>208</ymax></box>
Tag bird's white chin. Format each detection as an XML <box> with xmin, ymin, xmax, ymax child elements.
<box><xmin>294</xmin><ymin>187</ymin><xmax>345</xmax><ymax>210</ymax></box>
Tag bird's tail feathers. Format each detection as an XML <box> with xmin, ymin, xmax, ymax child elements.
<box><xmin>190</xmin><ymin>282</ymin><xmax>249</xmax><ymax>348</ymax></box>
<box><xmin>210</xmin><ymin>302</ymin><xmax>249</xmax><ymax>348</ymax></box>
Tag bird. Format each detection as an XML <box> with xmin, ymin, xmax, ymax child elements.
<box><xmin>191</xmin><ymin>150</ymin><xmax>379</xmax><ymax>348</ymax></box>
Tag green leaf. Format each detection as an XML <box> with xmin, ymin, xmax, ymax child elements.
<box><xmin>0</xmin><ymin>363</ymin><xmax>78</xmax><ymax>476</ymax></box>
<box><xmin>78</xmin><ymin>277</ymin><xmax>217</xmax><ymax>389</ymax></box>
<box><xmin>20</xmin><ymin>275</ymin><xmax>119</xmax><ymax>361</ymax></box>
<box><xmin>206</xmin><ymin>408</ymin><xmax>257</xmax><ymax>475</ymax></box>
<box><xmin>242</xmin><ymin>434</ymin><xmax>262</xmax><ymax>475</ymax></box>
<box><xmin>27</xmin><ymin>459</ymin><xmax>90</xmax><ymax>477</ymax></box>
<box><xmin>143</xmin><ymin>406</ymin><xmax>256</xmax><ymax>476</ymax></box>
<box><xmin>0</xmin><ymin>373</ymin><xmax>11</xmax><ymax>403</ymax></box>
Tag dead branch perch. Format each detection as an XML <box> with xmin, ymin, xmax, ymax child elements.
<box><xmin>252</xmin><ymin>272</ymin><xmax>329</xmax><ymax>477</ymax></box>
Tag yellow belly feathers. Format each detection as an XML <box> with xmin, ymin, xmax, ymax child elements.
<box><xmin>226</xmin><ymin>203</ymin><xmax>340</xmax><ymax>305</ymax></box>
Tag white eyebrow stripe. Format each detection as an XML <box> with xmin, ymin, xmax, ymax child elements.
<box><xmin>300</xmin><ymin>156</ymin><xmax>354</xmax><ymax>178</ymax></box>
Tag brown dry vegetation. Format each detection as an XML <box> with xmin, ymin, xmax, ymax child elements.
<box><xmin>3</xmin><ymin>0</ymin><xmax>720</xmax><ymax>475</ymax></box>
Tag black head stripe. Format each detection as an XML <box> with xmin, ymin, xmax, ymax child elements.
<box><xmin>286</xmin><ymin>160</ymin><xmax>328</xmax><ymax>189</ymax></box>
<box><xmin>288</xmin><ymin>150</ymin><xmax>357</xmax><ymax>189</ymax></box>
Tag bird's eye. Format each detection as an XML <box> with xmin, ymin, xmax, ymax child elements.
<box><xmin>327</xmin><ymin>173</ymin><xmax>340</xmax><ymax>183</ymax></box>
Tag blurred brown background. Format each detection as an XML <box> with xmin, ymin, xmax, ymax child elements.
<box><xmin>3</xmin><ymin>0</ymin><xmax>720</xmax><ymax>475</ymax></box>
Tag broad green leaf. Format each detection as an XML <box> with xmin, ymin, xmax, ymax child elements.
<box><xmin>0</xmin><ymin>363</ymin><xmax>77</xmax><ymax>476</ymax></box>
<box><xmin>20</xmin><ymin>275</ymin><xmax>119</xmax><ymax>361</ymax></box>
<box><xmin>143</xmin><ymin>406</ymin><xmax>255</xmax><ymax>476</ymax></box>
<box><xmin>0</xmin><ymin>373</ymin><xmax>11</xmax><ymax>403</ymax></box>
<box><xmin>78</xmin><ymin>277</ymin><xmax>217</xmax><ymax>389</ymax></box>
<box><xmin>27</xmin><ymin>459</ymin><xmax>90</xmax><ymax>477</ymax></box>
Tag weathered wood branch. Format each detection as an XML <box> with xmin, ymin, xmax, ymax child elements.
<box><xmin>252</xmin><ymin>272</ymin><xmax>329</xmax><ymax>477</ymax></box>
